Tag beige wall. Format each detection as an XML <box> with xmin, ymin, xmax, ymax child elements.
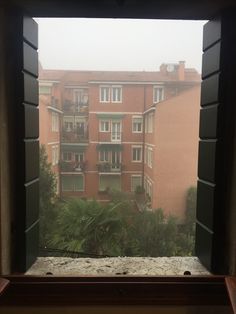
<box><xmin>153</xmin><ymin>86</ymin><xmax>200</xmax><ymax>219</ymax></box>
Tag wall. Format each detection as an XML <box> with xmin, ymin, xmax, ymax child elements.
<box><xmin>154</xmin><ymin>86</ymin><xmax>200</xmax><ymax>219</ymax></box>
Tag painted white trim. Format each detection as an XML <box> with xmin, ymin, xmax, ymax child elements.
<box><xmin>64</xmin><ymin>85</ymin><xmax>88</xmax><ymax>89</ymax></box>
<box><xmin>90</xmin><ymin>111</ymin><xmax>143</xmax><ymax>115</ymax></box>
<box><xmin>99</xmin><ymin>172</ymin><xmax>121</xmax><ymax>176</ymax></box>
<box><xmin>89</xmin><ymin>81</ymin><xmax>165</xmax><ymax>85</ymax></box>
<box><xmin>144</xmin><ymin>174</ymin><xmax>154</xmax><ymax>184</ymax></box>
<box><xmin>47</xmin><ymin>141</ymin><xmax>60</xmax><ymax>145</ymax></box>
<box><xmin>143</xmin><ymin>107</ymin><xmax>156</xmax><ymax>115</ymax></box>
<box><xmin>61</xmin><ymin>143</ymin><xmax>88</xmax><ymax>146</ymax></box>
<box><xmin>39</xmin><ymin>80</ymin><xmax>60</xmax><ymax>85</ymax></box>
<box><xmin>145</xmin><ymin>143</ymin><xmax>155</xmax><ymax>147</ymax></box>
<box><xmin>47</xmin><ymin>106</ymin><xmax>63</xmax><ymax>114</ymax></box>
<box><xmin>85</xmin><ymin>171</ymin><xmax>98</xmax><ymax>173</ymax></box>
<box><xmin>89</xmin><ymin>141</ymin><xmax>143</xmax><ymax>145</ymax></box>
<box><xmin>123</xmin><ymin>171</ymin><xmax>143</xmax><ymax>174</ymax></box>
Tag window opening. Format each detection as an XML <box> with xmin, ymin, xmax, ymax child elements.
<box><xmin>36</xmin><ymin>17</ymin><xmax>206</xmax><ymax>275</ymax></box>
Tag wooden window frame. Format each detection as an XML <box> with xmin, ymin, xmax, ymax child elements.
<box><xmin>1</xmin><ymin>5</ymin><xmax>236</xmax><ymax>311</ymax></box>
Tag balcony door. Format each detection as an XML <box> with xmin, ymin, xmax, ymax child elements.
<box><xmin>111</xmin><ymin>121</ymin><xmax>121</xmax><ymax>141</ymax></box>
<box><xmin>111</xmin><ymin>151</ymin><xmax>121</xmax><ymax>171</ymax></box>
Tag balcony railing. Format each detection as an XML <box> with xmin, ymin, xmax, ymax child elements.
<box><xmin>98</xmin><ymin>132</ymin><xmax>122</xmax><ymax>143</ymax></box>
<box><xmin>97</xmin><ymin>162</ymin><xmax>123</xmax><ymax>173</ymax></box>
<box><xmin>63</xmin><ymin>101</ymin><xmax>88</xmax><ymax>115</ymax></box>
<box><xmin>111</xmin><ymin>132</ymin><xmax>122</xmax><ymax>142</ymax></box>
<box><xmin>60</xmin><ymin>161</ymin><xmax>87</xmax><ymax>172</ymax></box>
<box><xmin>62</xmin><ymin>130</ymin><xmax>88</xmax><ymax>143</ymax></box>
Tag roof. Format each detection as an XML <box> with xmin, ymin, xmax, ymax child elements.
<box><xmin>39</xmin><ymin>66</ymin><xmax>201</xmax><ymax>85</ymax></box>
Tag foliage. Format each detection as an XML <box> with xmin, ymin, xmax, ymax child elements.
<box><xmin>179</xmin><ymin>186</ymin><xmax>198</xmax><ymax>255</ymax></box>
<box><xmin>135</xmin><ymin>185</ymin><xmax>145</xmax><ymax>194</ymax></box>
<box><xmin>48</xmin><ymin>195</ymin><xmax>196</xmax><ymax>257</ymax></box>
<box><xmin>39</xmin><ymin>144</ymin><xmax>57</xmax><ymax>248</ymax></box>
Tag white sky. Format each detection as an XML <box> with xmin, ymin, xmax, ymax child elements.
<box><xmin>36</xmin><ymin>18</ymin><xmax>207</xmax><ymax>73</ymax></box>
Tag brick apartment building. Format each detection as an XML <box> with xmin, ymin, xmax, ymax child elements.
<box><xmin>39</xmin><ymin>61</ymin><xmax>200</xmax><ymax>218</ymax></box>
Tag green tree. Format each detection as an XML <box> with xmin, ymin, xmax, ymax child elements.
<box><xmin>177</xmin><ymin>186</ymin><xmax>197</xmax><ymax>255</ymax></box>
<box><xmin>39</xmin><ymin>144</ymin><xmax>57</xmax><ymax>248</ymax></box>
<box><xmin>49</xmin><ymin>198</ymin><xmax>132</xmax><ymax>256</ymax></box>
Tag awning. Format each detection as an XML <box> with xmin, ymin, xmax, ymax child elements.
<box><xmin>96</xmin><ymin>113</ymin><xmax>125</xmax><ymax>119</ymax></box>
<box><xmin>61</xmin><ymin>144</ymin><xmax>87</xmax><ymax>153</ymax></box>
<box><xmin>96</xmin><ymin>144</ymin><xmax>123</xmax><ymax>152</ymax></box>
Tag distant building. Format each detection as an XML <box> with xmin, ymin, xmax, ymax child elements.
<box><xmin>39</xmin><ymin>61</ymin><xmax>200</xmax><ymax>218</ymax></box>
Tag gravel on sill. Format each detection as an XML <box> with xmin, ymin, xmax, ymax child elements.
<box><xmin>26</xmin><ymin>256</ymin><xmax>210</xmax><ymax>276</ymax></box>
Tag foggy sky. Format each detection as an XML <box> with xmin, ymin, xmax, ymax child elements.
<box><xmin>36</xmin><ymin>18</ymin><xmax>207</xmax><ymax>73</ymax></box>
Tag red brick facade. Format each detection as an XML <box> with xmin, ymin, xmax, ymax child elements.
<box><xmin>39</xmin><ymin>61</ymin><xmax>200</xmax><ymax>218</ymax></box>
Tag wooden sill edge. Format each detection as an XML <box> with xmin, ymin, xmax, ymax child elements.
<box><xmin>225</xmin><ymin>277</ymin><xmax>236</xmax><ymax>314</ymax></box>
<box><xmin>0</xmin><ymin>278</ymin><xmax>10</xmax><ymax>296</ymax></box>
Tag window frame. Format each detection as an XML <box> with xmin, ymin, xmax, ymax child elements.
<box><xmin>132</xmin><ymin>145</ymin><xmax>142</xmax><ymax>162</ymax></box>
<box><xmin>111</xmin><ymin>85</ymin><xmax>122</xmax><ymax>103</ymax></box>
<box><xmin>99</xmin><ymin>120</ymin><xmax>110</xmax><ymax>132</ymax></box>
<box><xmin>61</xmin><ymin>174</ymin><xmax>84</xmax><ymax>192</ymax></box>
<box><xmin>4</xmin><ymin>3</ymin><xmax>236</xmax><ymax>288</ymax></box>
<box><xmin>99</xmin><ymin>85</ymin><xmax>110</xmax><ymax>103</ymax></box>
<box><xmin>132</xmin><ymin>116</ymin><xmax>143</xmax><ymax>133</ymax></box>
<box><xmin>131</xmin><ymin>175</ymin><xmax>142</xmax><ymax>192</ymax></box>
<box><xmin>153</xmin><ymin>86</ymin><xmax>164</xmax><ymax>103</ymax></box>
<box><xmin>62</xmin><ymin>151</ymin><xmax>72</xmax><ymax>162</ymax></box>
<box><xmin>51</xmin><ymin>111</ymin><xmax>59</xmax><ymax>132</ymax></box>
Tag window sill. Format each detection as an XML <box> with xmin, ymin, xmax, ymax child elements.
<box><xmin>26</xmin><ymin>256</ymin><xmax>209</xmax><ymax>276</ymax></box>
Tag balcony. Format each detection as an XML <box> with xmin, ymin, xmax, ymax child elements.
<box><xmin>98</xmin><ymin>132</ymin><xmax>122</xmax><ymax>143</ymax></box>
<box><xmin>60</xmin><ymin>161</ymin><xmax>87</xmax><ymax>172</ymax></box>
<box><xmin>62</xmin><ymin>130</ymin><xmax>88</xmax><ymax>143</ymax></box>
<box><xmin>63</xmin><ymin>101</ymin><xmax>88</xmax><ymax>115</ymax></box>
<box><xmin>97</xmin><ymin>162</ymin><xmax>123</xmax><ymax>173</ymax></box>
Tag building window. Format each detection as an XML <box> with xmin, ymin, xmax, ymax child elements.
<box><xmin>147</xmin><ymin>147</ymin><xmax>153</xmax><ymax>168</ymax></box>
<box><xmin>39</xmin><ymin>85</ymin><xmax>51</xmax><ymax>95</ymax></box>
<box><xmin>99</xmin><ymin>175</ymin><xmax>121</xmax><ymax>191</ymax></box>
<box><xmin>52</xmin><ymin>145</ymin><xmax>59</xmax><ymax>166</ymax></box>
<box><xmin>132</xmin><ymin>116</ymin><xmax>143</xmax><ymax>133</ymax></box>
<box><xmin>100</xmin><ymin>86</ymin><xmax>110</xmax><ymax>102</ymax></box>
<box><xmin>99</xmin><ymin>150</ymin><xmax>109</xmax><ymax>162</ymax></box>
<box><xmin>100</xmin><ymin>120</ymin><xmax>110</xmax><ymax>132</ymax></box>
<box><xmin>132</xmin><ymin>146</ymin><xmax>142</xmax><ymax>162</ymax></box>
<box><xmin>61</xmin><ymin>175</ymin><xmax>84</xmax><ymax>191</ymax></box>
<box><xmin>131</xmin><ymin>175</ymin><xmax>142</xmax><ymax>192</ymax></box>
<box><xmin>153</xmin><ymin>86</ymin><xmax>164</xmax><ymax>103</ymax></box>
<box><xmin>63</xmin><ymin>152</ymin><xmax>72</xmax><ymax>162</ymax></box>
<box><xmin>144</xmin><ymin>113</ymin><xmax>154</xmax><ymax>133</ymax></box>
<box><xmin>74</xmin><ymin>88</ymin><xmax>88</xmax><ymax>105</ymax></box>
<box><xmin>144</xmin><ymin>176</ymin><xmax>152</xmax><ymax>200</ymax></box>
<box><xmin>112</xmin><ymin>86</ymin><xmax>122</xmax><ymax>102</ymax></box>
<box><xmin>75</xmin><ymin>153</ymin><xmax>84</xmax><ymax>163</ymax></box>
<box><xmin>52</xmin><ymin>112</ymin><xmax>59</xmax><ymax>132</ymax></box>
<box><xmin>111</xmin><ymin>121</ymin><xmax>122</xmax><ymax>141</ymax></box>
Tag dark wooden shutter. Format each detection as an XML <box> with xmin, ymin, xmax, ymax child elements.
<box><xmin>14</xmin><ymin>15</ymin><xmax>39</xmax><ymax>272</ymax></box>
<box><xmin>196</xmin><ymin>13</ymin><xmax>236</xmax><ymax>274</ymax></box>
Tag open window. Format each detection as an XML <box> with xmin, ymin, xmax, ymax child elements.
<box><xmin>3</xmin><ymin>11</ymin><xmax>235</xmax><ymax>277</ymax></box>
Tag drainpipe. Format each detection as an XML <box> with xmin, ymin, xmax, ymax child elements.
<box><xmin>142</xmin><ymin>85</ymin><xmax>146</xmax><ymax>189</ymax></box>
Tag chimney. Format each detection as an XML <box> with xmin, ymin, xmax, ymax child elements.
<box><xmin>160</xmin><ymin>63</ymin><xmax>167</xmax><ymax>75</ymax></box>
<box><xmin>178</xmin><ymin>61</ymin><xmax>185</xmax><ymax>81</ymax></box>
